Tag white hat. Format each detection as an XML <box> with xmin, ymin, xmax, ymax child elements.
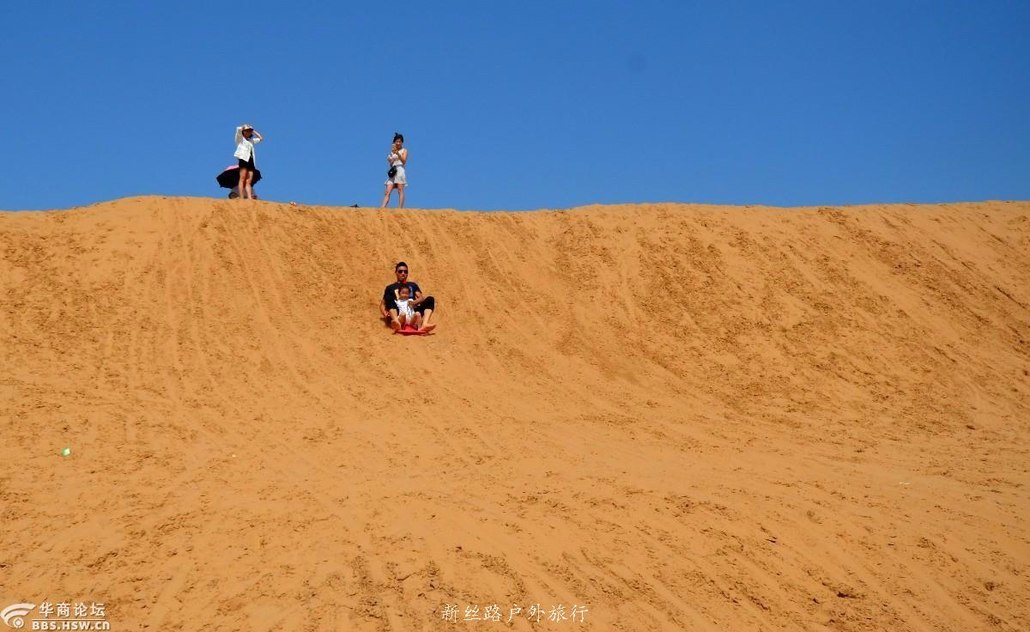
<box><xmin>241</xmin><ymin>123</ymin><xmax>254</xmax><ymax>130</ymax></box>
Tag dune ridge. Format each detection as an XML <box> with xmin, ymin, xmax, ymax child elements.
<box><xmin>1</xmin><ymin>197</ymin><xmax>1028</xmax><ymax>631</ymax></box>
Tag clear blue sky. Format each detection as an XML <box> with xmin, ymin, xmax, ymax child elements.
<box><xmin>1</xmin><ymin>1</ymin><xmax>1027</xmax><ymax>210</ymax></box>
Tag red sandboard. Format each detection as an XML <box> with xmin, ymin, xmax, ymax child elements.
<box><xmin>396</xmin><ymin>325</ymin><xmax>429</xmax><ymax>336</ymax></box>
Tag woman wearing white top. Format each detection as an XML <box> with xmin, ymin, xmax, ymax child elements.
<box><xmin>380</xmin><ymin>132</ymin><xmax>408</xmax><ymax>208</ymax></box>
<box><xmin>233</xmin><ymin>123</ymin><xmax>263</xmax><ymax>200</ymax></box>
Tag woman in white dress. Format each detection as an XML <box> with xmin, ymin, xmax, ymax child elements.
<box><xmin>380</xmin><ymin>132</ymin><xmax>408</xmax><ymax>208</ymax></box>
<box><xmin>233</xmin><ymin>123</ymin><xmax>263</xmax><ymax>200</ymax></box>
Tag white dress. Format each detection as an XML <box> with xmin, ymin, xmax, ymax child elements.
<box><xmin>385</xmin><ymin>148</ymin><xmax>408</xmax><ymax>186</ymax></box>
<box><xmin>396</xmin><ymin>298</ymin><xmax>415</xmax><ymax>321</ymax></box>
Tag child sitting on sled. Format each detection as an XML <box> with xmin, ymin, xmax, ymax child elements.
<box><xmin>395</xmin><ymin>284</ymin><xmax>422</xmax><ymax>330</ymax></box>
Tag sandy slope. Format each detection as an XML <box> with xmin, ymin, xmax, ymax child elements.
<box><xmin>1</xmin><ymin>197</ymin><xmax>1028</xmax><ymax>631</ymax></box>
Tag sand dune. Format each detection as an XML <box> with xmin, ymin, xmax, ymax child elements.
<box><xmin>1</xmin><ymin>197</ymin><xmax>1028</xmax><ymax>631</ymax></box>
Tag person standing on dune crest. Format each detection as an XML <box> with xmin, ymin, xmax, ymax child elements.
<box><xmin>234</xmin><ymin>123</ymin><xmax>263</xmax><ymax>200</ymax></box>
<box><xmin>380</xmin><ymin>132</ymin><xmax>408</xmax><ymax>208</ymax></box>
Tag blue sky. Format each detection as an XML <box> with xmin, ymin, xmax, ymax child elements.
<box><xmin>1</xmin><ymin>1</ymin><xmax>1027</xmax><ymax>210</ymax></box>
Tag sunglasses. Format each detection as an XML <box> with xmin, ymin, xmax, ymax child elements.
<box><xmin>396</xmin><ymin>270</ymin><xmax>408</xmax><ymax>274</ymax></box>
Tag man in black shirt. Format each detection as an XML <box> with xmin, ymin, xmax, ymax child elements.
<box><xmin>379</xmin><ymin>261</ymin><xmax>437</xmax><ymax>332</ymax></box>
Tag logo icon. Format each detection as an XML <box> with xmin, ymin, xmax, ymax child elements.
<box><xmin>0</xmin><ymin>604</ymin><xmax>35</xmax><ymax>629</ymax></box>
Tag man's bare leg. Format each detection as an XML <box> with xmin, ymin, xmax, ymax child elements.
<box><xmin>419</xmin><ymin>307</ymin><xmax>436</xmax><ymax>332</ymax></box>
<box><xmin>388</xmin><ymin>308</ymin><xmax>401</xmax><ymax>331</ymax></box>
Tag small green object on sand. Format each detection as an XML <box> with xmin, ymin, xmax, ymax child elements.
<box><xmin>61</xmin><ymin>447</ymin><xmax>71</xmax><ymax>457</ymax></box>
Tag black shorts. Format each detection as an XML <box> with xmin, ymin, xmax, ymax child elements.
<box><xmin>414</xmin><ymin>296</ymin><xmax>435</xmax><ymax>314</ymax></box>
<box><xmin>238</xmin><ymin>158</ymin><xmax>256</xmax><ymax>171</ymax></box>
